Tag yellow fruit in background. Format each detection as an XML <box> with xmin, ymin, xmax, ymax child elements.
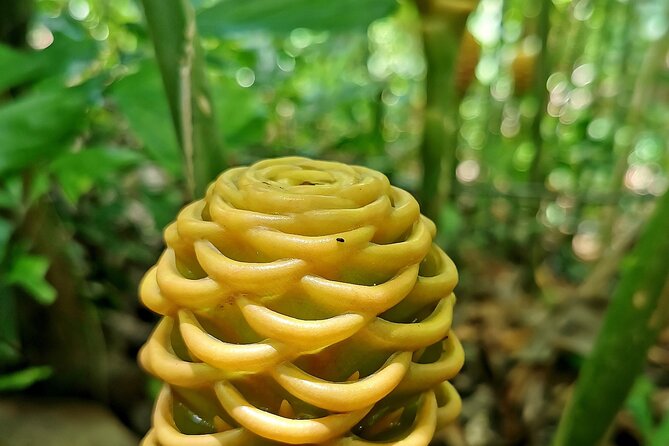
<box><xmin>455</xmin><ymin>30</ymin><xmax>481</xmax><ymax>96</ymax></box>
<box><xmin>511</xmin><ymin>47</ymin><xmax>537</xmax><ymax>96</ymax></box>
<box><xmin>456</xmin><ymin>30</ymin><xmax>538</xmax><ymax>96</ymax></box>
<box><xmin>138</xmin><ymin>157</ymin><xmax>464</xmax><ymax>445</ymax></box>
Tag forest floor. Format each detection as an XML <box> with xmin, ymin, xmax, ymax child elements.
<box><xmin>434</xmin><ymin>249</ymin><xmax>669</xmax><ymax>446</ymax></box>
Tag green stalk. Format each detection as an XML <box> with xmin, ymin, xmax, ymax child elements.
<box><xmin>596</xmin><ymin>0</ymin><xmax>636</xmax><ymax>247</ymax></box>
<box><xmin>140</xmin><ymin>0</ymin><xmax>225</xmax><ymax>198</ymax></box>
<box><xmin>553</xmin><ymin>190</ymin><xmax>669</xmax><ymax>446</ymax></box>
<box><xmin>568</xmin><ymin>0</ymin><xmax>623</xmax><ymax>236</ymax></box>
<box><xmin>416</xmin><ymin>0</ymin><xmax>476</xmax><ymax>222</ymax></box>
<box><xmin>526</xmin><ymin>0</ymin><xmax>551</xmax><ymax>187</ymax></box>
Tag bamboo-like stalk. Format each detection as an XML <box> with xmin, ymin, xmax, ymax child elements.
<box><xmin>553</xmin><ymin>190</ymin><xmax>669</xmax><ymax>445</ymax></box>
<box><xmin>567</xmin><ymin>0</ymin><xmax>622</xmax><ymax>236</ymax></box>
<box><xmin>595</xmin><ymin>0</ymin><xmax>637</xmax><ymax>247</ymax></box>
<box><xmin>518</xmin><ymin>0</ymin><xmax>552</xmax><ymax>283</ymax></box>
<box><xmin>526</xmin><ymin>0</ymin><xmax>551</xmax><ymax>189</ymax></box>
<box><xmin>140</xmin><ymin>0</ymin><xmax>225</xmax><ymax>198</ymax></box>
<box><xmin>416</xmin><ymin>0</ymin><xmax>478</xmax><ymax>222</ymax></box>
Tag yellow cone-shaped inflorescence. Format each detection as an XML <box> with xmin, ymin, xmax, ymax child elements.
<box><xmin>139</xmin><ymin>157</ymin><xmax>464</xmax><ymax>445</ymax></box>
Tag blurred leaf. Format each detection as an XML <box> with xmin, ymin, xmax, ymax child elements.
<box><xmin>0</xmin><ymin>33</ymin><xmax>98</xmax><ymax>94</ymax></box>
<box><xmin>653</xmin><ymin>413</ymin><xmax>669</xmax><ymax>446</ymax></box>
<box><xmin>5</xmin><ymin>254</ymin><xmax>57</xmax><ymax>305</ymax></box>
<box><xmin>146</xmin><ymin>377</ymin><xmax>162</xmax><ymax>399</ymax></box>
<box><xmin>628</xmin><ymin>376</ymin><xmax>669</xmax><ymax>446</ymax></box>
<box><xmin>111</xmin><ymin>63</ymin><xmax>181</xmax><ymax>176</ymax></box>
<box><xmin>43</xmin><ymin>12</ymin><xmax>92</xmax><ymax>41</ymax></box>
<box><xmin>0</xmin><ymin>45</ymin><xmax>45</xmax><ymax>92</ymax></box>
<box><xmin>0</xmin><ymin>366</ymin><xmax>52</xmax><ymax>392</ymax></box>
<box><xmin>50</xmin><ymin>147</ymin><xmax>144</xmax><ymax>204</ymax></box>
<box><xmin>438</xmin><ymin>203</ymin><xmax>464</xmax><ymax>246</ymax></box>
<box><xmin>0</xmin><ymin>88</ymin><xmax>87</xmax><ymax>175</ymax></box>
<box><xmin>626</xmin><ymin>376</ymin><xmax>655</xmax><ymax>441</ymax></box>
<box><xmin>141</xmin><ymin>0</ymin><xmax>226</xmax><ymax>197</ymax></box>
<box><xmin>198</xmin><ymin>0</ymin><xmax>399</xmax><ymax>36</ymax></box>
<box><xmin>191</xmin><ymin>0</ymin><xmax>218</xmax><ymax>10</ymax></box>
<box><xmin>40</xmin><ymin>32</ymin><xmax>99</xmax><ymax>77</ymax></box>
<box><xmin>141</xmin><ymin>187</ymin><xmax>183</xmax><ymax>230</ymax></box>
<box><xmin>26</xmin><ymin>170</ymin><xmax>51</xmax><ymax>209</ymax></box>
<box><xmin>211</xmin><ymin>75</ymin><xmax>267</xmax><ymax>147</ymax></box>
<box><xmin>0</xmin><ymin>176</ymin><xmax>23</xmax><ymax>210</ymax></box>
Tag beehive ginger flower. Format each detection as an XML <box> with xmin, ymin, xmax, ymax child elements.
<box><xmin>138</xmin><ymin>157</ymin><xmax>464</xmax><ymax>445</ymax></box>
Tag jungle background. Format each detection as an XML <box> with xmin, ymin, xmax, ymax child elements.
<box><xmin>0</xmin><ymin>0</ymin><xmax>668</xmax><ymax>445</ymax></box>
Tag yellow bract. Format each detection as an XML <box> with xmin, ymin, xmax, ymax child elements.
<box><xmin>139</xmin><ymin>157</ymin><xmax>464</xmax><ymax>445</ymax></box>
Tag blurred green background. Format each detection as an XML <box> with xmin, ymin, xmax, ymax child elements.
<box><xmin>0</xmin><ymin>0</ymin><xmax>668</xmax><ymax>445</ymax></box>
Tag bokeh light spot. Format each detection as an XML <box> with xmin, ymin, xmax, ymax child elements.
<box><xmin>235</xmin><ymin>67</ymin><xmax>256</xmax><ymax>88</ymax></box>
<box><xmin>456</xmin><ymin>160</ymin><xmax>481</xmax><ymax>183</ymax></box>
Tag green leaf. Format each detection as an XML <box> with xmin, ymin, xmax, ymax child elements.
<box><xmin>141</xmin><ymin>0</ymin><xmax>226</xmax><ymax>196</ymax></box>
<box><xmin>626</xmin><ymin>377</ymin><xmax>655</xmax><ymax>442</ymax></box>
<box><xmin>438</xmin><ymin>203</ymin><xmax>464</xmax><ymax>246</ymax></box>
<box><xmin>146</xmin><ymin>377</ymin><xmax>162</xmax><ymax>399</ymax></box>
<box><xmin>0</xmin><ymin>45</ymin><xmax>45</xmax><ymax>92</ymax></box>
<box><xmin>141</xmin><ymin>187</ymin><xmax>184</xmax><ymax>231</ymax></box>
<box><xmin>0</xmin><ymin>88</ymin><xmax>87</xmax><ymax>175</ymax></box>
<box><xmin>210</xmin><ymin>74</ymin><xmax>267</xmax><ymax>147</ymax></box>
<box><xmin>652</xmin><ymin>411</ymin><xmax>669</xmax><ymax>446</ymax></box>
<box><xmin>0</xmin><ymin>34</ymin><xmax>97</xmax><ymax>93</ymax></box>
<box><xmin>5</xmin><ymin>254</ymin><xmax>57</xmax><ymax>305</ymax></box>
<box><xmin>50</xmin><ymin>147</ymin><xmax>144</xmax><ymax>204</ymax></box>
<box><xmin>39</xmin><ymin>32</ymin><xmax>99</xmax><ymax>79</ymax></box>
<box><xmin>553</xmin><ymin>190</ymin><xmax>669</xmax><ymax>446</ymax></box>
<box><xmin>0</xmin><ymin>176</ymin><xmax>23</xmax><ymax>210</ymax></box>
<box><xmin>0</xmin><ymin>366</ymin><xmax>52</xmax><ymax>392</ymax></box>
<box><xmin>26</xmin><ymin>170</ymin><xmax>51</xmax><ymax>209</ymax></box>
<box><xmin>111</xmin><ymin>63</ymin><xmax>182</xmax><ymax>176</ymax></box>
<box><xmin>197</xmin><ymin>0</ymin><xmax>399</xmax><ymax>36</ymax></box>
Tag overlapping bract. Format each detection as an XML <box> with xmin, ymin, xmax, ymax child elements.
<box><xmin>139</xmin><ymin>157</ymin><xmax>464</xmax><ymax>445</ymax></box>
